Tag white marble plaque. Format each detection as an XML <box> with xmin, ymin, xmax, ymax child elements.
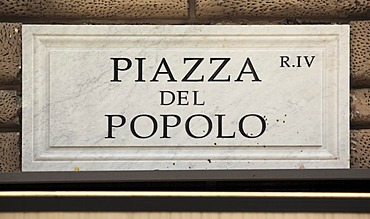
<box><xmin>22</xmin><ymin>25</ymin><xmax>349</xmax><ymax>171</ymax></box>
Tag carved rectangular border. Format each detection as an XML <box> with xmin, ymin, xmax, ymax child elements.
<box><xmin>22</xmin><ymin>25</ymin><xmax>349</xmax><ymax>171</ymax></box>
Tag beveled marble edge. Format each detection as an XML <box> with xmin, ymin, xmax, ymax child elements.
<box><xmin>22</xmin><ymin>24</ymin><xmax>350</xmax><ymax>36</ymax></box>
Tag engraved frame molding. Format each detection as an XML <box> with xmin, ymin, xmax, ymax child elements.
<box><xmin>22</xmin><ymin>25</ymin><xmax>349</xmax><ymax>171</ymax></box>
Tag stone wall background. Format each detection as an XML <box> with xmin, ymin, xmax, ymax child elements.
<box><xmin>1</xmin><ymin>0</ymin><xmax>370</xmax><ymax>172</ymax></box>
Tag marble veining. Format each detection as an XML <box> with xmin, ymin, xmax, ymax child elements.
<box><xmin>22</xmin><ymin>25</ymin><xmax>349</xmax><ymax>171</ymax></box>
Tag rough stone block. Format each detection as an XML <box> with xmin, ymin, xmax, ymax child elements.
<box><xmin>0</xmin><ymin>23</ymin><xmax>21</xmax><ymax>84</ymax></box>
<box><xmin>350</xmin><ymin>129</ymin><xmax>370</xmax><ymax>168</ymax></box>
<box><xmin>0</xmin><ymin>132</ymin><xmax>20</xmax><ymax>172</ymax></box>
<box><xmin>0</xmin><ymin>90</ymin><xmax>19</xmax><ymax>125</ymax></box>
<box><xmin>195</xmin><ymin>0</ymin><xmax>370</xmax><ymax>19</ymax></box>
<box><xmin>350</xmin><ymin>89</ymin><xmax>370</xmax><ymax>127</ymax></box>
<box><xmin>0</xmin><ymin>0</ymin><xmax>188</xmax><ymax>20</ymax></box>
<box><xmin>351</xmin><ymin>21</ymin><xmax>370</xmax><ymax>88</ymax></box>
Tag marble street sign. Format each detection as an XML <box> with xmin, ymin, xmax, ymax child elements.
<box><xmin>22</xmin><ymin>25</ymin><xmax>349</xmax><ymax>171</ymax></box>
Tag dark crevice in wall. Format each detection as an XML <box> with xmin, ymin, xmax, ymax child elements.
<box><xmin>188</xmin><ymin>0</ymin><xmax>196</xmax><ymax>19</ymax></box>
<box><xmin>0</xmin><ymin>84</ymin><xmax>21</xmax><ymax>91</ymax></box>
<box><xmin>0</xmin><ymin>125</ymin><xmax>20</xmax><ymax>133</ymax></box>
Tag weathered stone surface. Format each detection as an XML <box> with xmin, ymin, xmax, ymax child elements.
<box><xmin>0</xmin><ymin>23</ymin><xmax>21</xmax><ymax>84</ymax></box>
<box><xmin>0</xmin><ymin>90</ymin><xmax>19</xmax><ymax>125</ymax></box>
<box><xmin>351</xmin><ymin>21</ymin><xmax>370</xmax><ymax>88</ymax></box>
<box><xmin>0</xmin><ymin>132</ymin><xmax>20</xmax><ymax>172</ymax></box>
<box><xmin>0</xmin><ymin>0</ymin><xmax>188</xmax><ymax>20</ymax></box>
<box><xmin>351</xmin><ymin>89</ymin><xmax>370</xmax><ymax>127</ymax></box>
<box><xmin>351</xmin><ymin>129</ymin><xmax>370</xmax><ymax>168</ymax></box>
<box><xmin>196</xmin><ymin>0</ymin><xmax>370</xmax><ymax>19</ymax></box>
